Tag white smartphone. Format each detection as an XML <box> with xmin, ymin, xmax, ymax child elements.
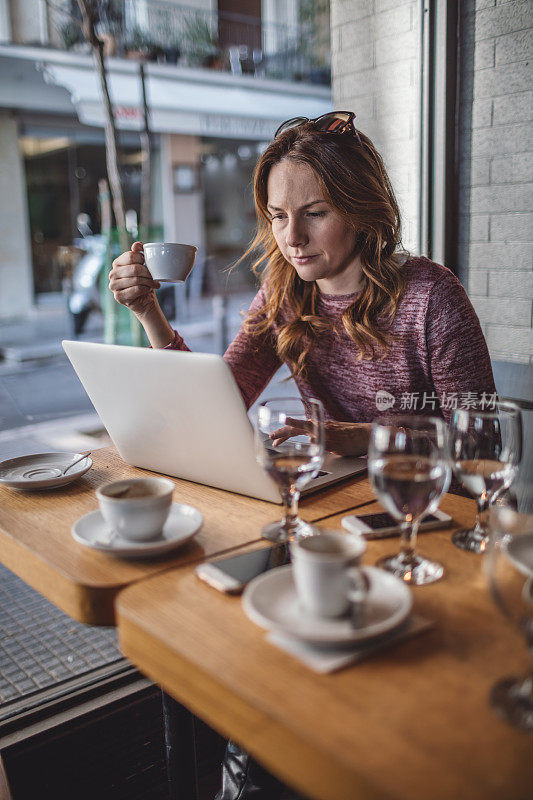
<box><xmin>195</xmin><ymin>544</ymin><xmax>291</xmax><ymax>594</ymax></box>
<box><xmin>341</xmin><ymin>509</ymin><xmax>452</xmax><ymax>539</ymax></box>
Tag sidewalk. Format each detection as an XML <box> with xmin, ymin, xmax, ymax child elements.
<box><xmin>0</xmin><ymin>288</ymin><xmax>256</xmax><ymax>453</ymax></box>
<box><xmin>0</xmin><ymin>288</ymin><xmax>295</xmax><ymax>455</ymax></box>
<box><xmin>0</xmin><ymin>290</ymin><xmax>255</xmax><ymax>366</ymax></box>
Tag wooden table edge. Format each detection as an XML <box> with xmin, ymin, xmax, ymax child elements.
<box><xmin>117</xmin><ymin>605</ymin><xmax>390</xmax><ymax>800</ymax></box>
<box><xmin>0</xmin><ymin>532</ymin><xmax>121</xmax><ymax>626</ymax></box>
<box><xmin>0</xmin><ymin>524</ymin><xmax>270</xmax><ymax>626</ymax></box>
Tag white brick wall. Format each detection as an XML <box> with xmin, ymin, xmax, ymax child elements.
<box><xmin>331</xmin><ymin>0</ymin><xmax>421</xmax><ymax>252</ymax></box>
<box><xmin>331</xmin><ymin>0</ymin><xmax>532</xmax><ymax>363</ymax></box>
<box><xmin>459</xmin><ymin>0</ymin><xmax>533</xmax><ymax>363</ymax></box>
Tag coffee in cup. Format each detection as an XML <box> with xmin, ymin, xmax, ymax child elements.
<box><xmin>143</xmin><ymin>242</ymin><xmax>197</xmax><ymax>283</ymax></box>
<box><xmin>96</xmin><ymin>477</ymin><xmax>174</xmax><ymax>541</ymax></box>
<box><xmin>290</xmin><ymin>531</ymin><xmax>367</xmax><ymax>618</ymax></box>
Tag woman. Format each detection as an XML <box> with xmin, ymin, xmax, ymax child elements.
<box><xmin>109</xmin><ymin>112</ymin><xmax>496</xmax><ymax>456</ymax></box>
<box><xmin>110</xmin><ymin>113</ymin><xmax>496</xmax><ymax>800</ymax></box>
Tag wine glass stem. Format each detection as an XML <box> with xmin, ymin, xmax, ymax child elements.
<box><xmin>522</xmin><ymin>635</ymin><xmax>533</xmax><ymax>688</ymax></box>
<box><xmin>280</xmin><ymin>487</ymin><xmax>301</xmax><ymax>535</ymax></box>
<box><xmin>514</xmin><ymin>642</ymin><xmax>533</xmax><ymax>698</ymax></box>
<box><xmin>400</xmin><ymin>520</ymin><xmax>419</xmax><ymax>559</ymax></box>
<box><xmin>474</xmin><ymin>494</ymin><xmax>489</xmax><ymax>535</ymax></box>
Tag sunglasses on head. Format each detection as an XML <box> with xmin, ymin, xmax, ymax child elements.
<box><xmin>274</xmin><ymin>111</ymin><xmax>361</xmax><ymax>142</ymax></box>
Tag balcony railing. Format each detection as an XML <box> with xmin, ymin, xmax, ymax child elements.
<box><xmin>47</xmin><ymin>0</ymin><xmax>331</xmax><ymax>86</ymax></box>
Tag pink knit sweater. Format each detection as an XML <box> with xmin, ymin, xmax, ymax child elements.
<box><xmin>166</xmin><ymin>257</ymin><xmax>496</xmax><ymax>423</ymax></box>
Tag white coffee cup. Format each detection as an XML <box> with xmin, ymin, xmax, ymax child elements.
<box><xmin>143</xmin><ymin>242</ymin><xmax>197</xmax><ymax>283</ymax></box>
<box><xmin>290</xmin><ymin>531</ymin><xmax>367</xmax><ymax>618</ymax></box>
<box><xmin>96</xmin><ymin>477</ymin><xmax>174</xmax><ymax>542</ymax></box>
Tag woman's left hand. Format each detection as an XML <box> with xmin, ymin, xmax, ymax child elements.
<box><xmin>322</xmin><ymin>421</ymin><xmax>370</xmax><ymax>457</ymax></box>
<box><xmin>271</xmin><ymin>420</ymin><xmax>370</xmax><ymax>457</ymax></box>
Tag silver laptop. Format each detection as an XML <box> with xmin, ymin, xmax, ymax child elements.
<box><xmin>62</xmin><ymin>341</ymin><xmax>366</xmax><ymax>504</ymax></box>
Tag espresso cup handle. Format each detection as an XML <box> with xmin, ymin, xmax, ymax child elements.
<box><xmin>346</xmin><ymin>567</ymin><xmax>370</xmax><ymax>627</ymax></box>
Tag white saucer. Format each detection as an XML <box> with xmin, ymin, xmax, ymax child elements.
<box><xmin>71</xmin><ymin>503</ymin><xmax>203</xmax><ymax>558</ymax></box>
<box><xmin>0</xmin><ymin>452</ymin><xmax>93</xmax><ymax>490</ymax></box>
<box><xmin>505</xmin><ymin>532</ymin><xmax>533</xmax><ymax>577</ymax></box>
<box><xmin>242</xmin><ymin>565</ymin><xmax>412</xmax><ymax>645</ymax></box>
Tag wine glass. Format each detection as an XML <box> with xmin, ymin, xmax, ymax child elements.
<box><xmin>449</xmin><ymin>401</ymin><xmax>522</xmax><ymax>553</ymax></box>
<box><xmin>368</xmin><ymin>416</ymin><xmax>451</xmax><ymax>585</ymax></box>
<box><xmin>254</xmin><ymin>397</ymin><xmax>325</xmax><ymax>543</ymax></box>
<box><xmin>486</xmin><ymin>503</ymin><xmax>533</xmax><ymax>731</ymax></box>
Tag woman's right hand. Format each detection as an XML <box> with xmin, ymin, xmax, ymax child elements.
<box><xmin>109</xmin><ymin>241</ymin><xmax>161</xmax><ymax>320</ymax></box>
<box><xmin>271</xmin><ymin>420</ymin><xmax>370</xmax><ymax>457</ymax></box>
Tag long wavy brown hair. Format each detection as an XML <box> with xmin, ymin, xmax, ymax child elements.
<box><xmin>241</xmin><ymin>122</ymin><xmax>407</xmax><ymax>377</ymax></box>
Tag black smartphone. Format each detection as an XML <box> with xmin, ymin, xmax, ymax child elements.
<box><xmin>195</xmin><ymin>544</ymin><xmax>291</xmax><ymax>594</ymax></box>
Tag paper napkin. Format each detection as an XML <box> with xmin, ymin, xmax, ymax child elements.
<box><xmin>266</xmin><ymin>614</ymin><xmax>434</xmax><ymax>674</ymax></box>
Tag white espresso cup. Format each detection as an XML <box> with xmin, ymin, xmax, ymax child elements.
<box><xmin>96</xmin><ymin>477</ymin><xmax>174</xmax><ymax>542</ymax></box>
<box><xmin>290</xmin><ymin>531</ymin><xmax>367</xmax><ymax>618</ymax></box>
<box><xmin>143</xmin><ymin>242</ymin><xmax>197</xmax><ymax>283</ymax></box>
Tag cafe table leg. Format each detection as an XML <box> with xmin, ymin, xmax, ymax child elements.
<box><xmin>216</xmin><ymin>739</ymin><xmax>288</xmax><ymax>799</ymax></box>
<box><xmin>161</xmin><ymin>691</ymin><xmax>199</xmax><ymax>800</ymax></box>
<box><xmin>161</xmin><ymin>692</ymin><xmax>291</xmax><ymax>799</ymax></box>
<box><xmin>0</xmin><ymin>753</ymin><xmax>13</xmax><ymax>800</ymax></box>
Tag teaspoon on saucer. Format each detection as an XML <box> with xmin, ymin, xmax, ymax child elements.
<box><xmin>22</xmin><ymin>451</ymin><xmax>92</xmax><ymax>480</ymax></box>
<box><xmin>95</xmin><ymin>529</ymin><xmax>118</xmax><ymax>548</ymax></box>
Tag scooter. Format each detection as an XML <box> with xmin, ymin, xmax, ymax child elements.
<box><xmin>67</xmin><ymin>214</ymin><xmax>108</xmax><ymax>336</ymax></box>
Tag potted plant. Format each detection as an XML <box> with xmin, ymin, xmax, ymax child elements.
<box><xmin>123</xmin><ymin>26</ymin><xmax>152</xmax><ymax>60</ymax></box>
<box><xmin>59</xmin><ymin>20</ymin><xmax>85</xmax><ymax>51</ymax></box>
<box><xmin>182</xmin><ymin>16</ymin><xmax>220</xmax><ymax>67</ymax></box>
<box><xmin>163</xmin><ymin>36</ymin><xmax>182</xmax><ymax>65</ymax></box>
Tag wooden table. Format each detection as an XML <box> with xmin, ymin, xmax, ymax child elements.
<box><xmin>0</xmin><ymin>446</ymin><xmax>374</xmax><ymax>625</ymax></box>
<box><xmin>116</xmin><ymin>492</ymin><xmax>533</xmax><ymax>800</ymax></box>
